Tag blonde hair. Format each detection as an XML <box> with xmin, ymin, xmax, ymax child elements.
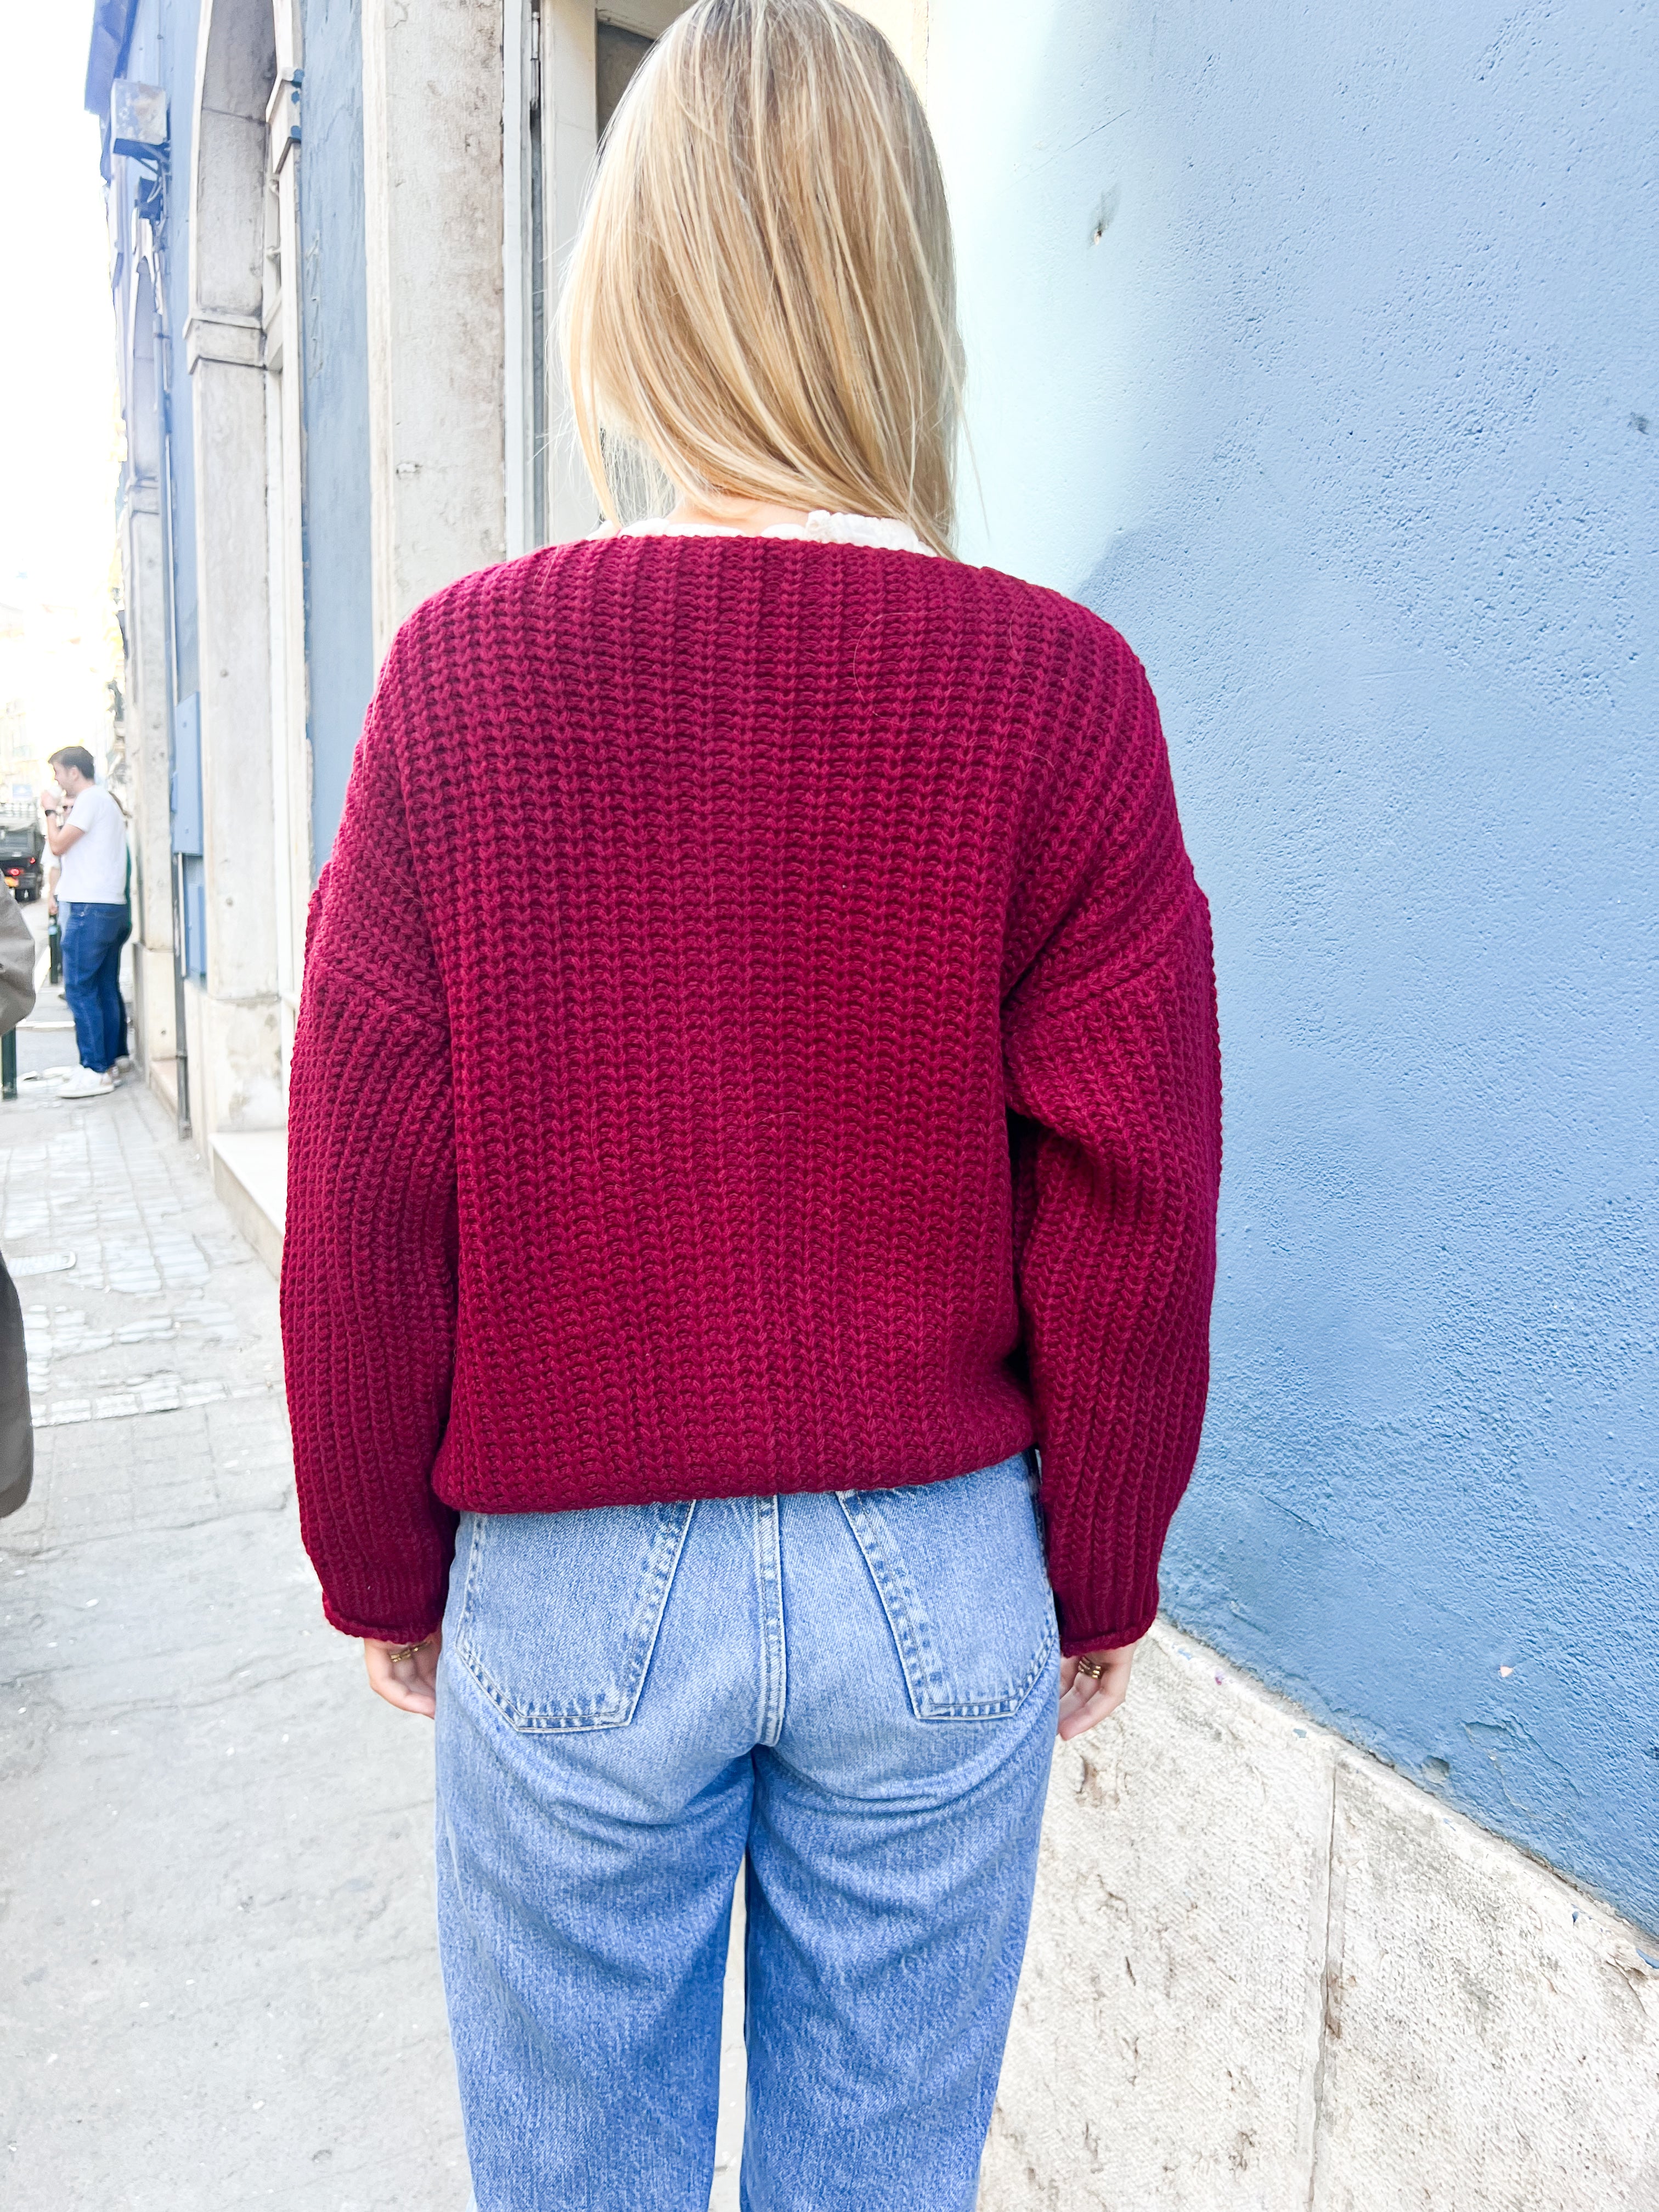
<box><xmin>561</xmin><ymin>0</ymin><xmax>963</xmax><ymax>555</ymax></box>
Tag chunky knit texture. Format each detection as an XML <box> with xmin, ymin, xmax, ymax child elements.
<box><xmin>280</xmin><ymin>534</ymin><xmax>1221</xmax><ymax>1655</ymax></box>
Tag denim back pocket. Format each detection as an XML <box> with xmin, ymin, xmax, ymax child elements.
<box><xmin>837</xmin><ymin>1452</ymin><xmax>1057</xmax><ymax>1721</ymax></box>
<box><xmin>449</xmin><ymin>1500</ymin><xmax>697</xmax><ymax>1732</ymax></box>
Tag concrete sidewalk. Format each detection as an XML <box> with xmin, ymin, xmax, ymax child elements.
<box><xmin>1</xmin><ymin>1076</ymin><xmax>466</xmax><ymax>2210</ymax></box>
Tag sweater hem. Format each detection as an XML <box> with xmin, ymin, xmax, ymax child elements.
<box><xmin>429</xmin><ymin>1421</ymin><xmax>1041</xmax><ymax>1521</ymax></box>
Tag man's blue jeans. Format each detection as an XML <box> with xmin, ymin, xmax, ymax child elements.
<box><xmin>60</xmin><ymin>900</ymin><xmax>128</xmax><ymax>1073</ymax></box>
<box><xmin>436</xmin><ymin>1451</ymin><xmax>1059</xmax><ymax>2211</ymax></box>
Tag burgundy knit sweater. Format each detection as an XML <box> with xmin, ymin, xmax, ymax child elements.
<box><xmin>280</xmin><ymin>532</ymin><xmax>1221</xmax><ymax>1655</ymax></box>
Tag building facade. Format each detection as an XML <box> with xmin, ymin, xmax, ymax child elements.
<box><xmin>87</xmin><ymin>1</ymin><xmax>1657</xmax><ymax>2202</ymax></box>
<box><xmin>88</xmin><ymin>0</ymin><xmax>773</xmax><ymax>1209</ymax></box>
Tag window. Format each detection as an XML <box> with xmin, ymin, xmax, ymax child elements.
<box><xmin>510</xmin><ymin>3</ymin><xmax>693</xmax><ymax>551</ymax></box>
<box><xmin>597</xmin><ymin>21</ymin><xmax>654</xmax><ymax>140</ymax></box>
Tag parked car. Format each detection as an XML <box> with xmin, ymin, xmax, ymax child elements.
<box><xmin>0</xmin><ymin>819</ymin><xmax>44</xmax><ymax>903</ymax></box>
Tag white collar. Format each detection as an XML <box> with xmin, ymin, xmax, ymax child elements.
<box><xmin>609</xmin><ymin>509</ymin><xmax>936</xmax><ymax>557</ymax></box>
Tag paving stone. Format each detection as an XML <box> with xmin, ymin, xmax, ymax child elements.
<box><xmin>1</xmin><ymin>1080</ymin><xmax>467</xmax><ymax>2211</ymax></box>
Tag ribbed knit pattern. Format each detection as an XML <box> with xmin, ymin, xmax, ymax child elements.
<box><xmin>280</xmin><ymin>535</ymin><xmax>1221</xmax><ymax>1654</ymax></box>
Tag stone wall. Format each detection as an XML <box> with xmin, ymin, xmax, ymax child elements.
<box><xmin>984</xmin><ymin>1624</ymin><xmax>1659</xmax><ymax>2209</ymax></box>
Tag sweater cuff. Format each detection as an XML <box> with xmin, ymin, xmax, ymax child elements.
<box><xmin>1059</xmin><ymin>1608</ymin><xmax>1156</xmax><ymax>1658</ymax></box>
<box><xmin>320</xmin><ymin>1593</ymin><xmax>446</xmax><ymax>1645</ymax></box>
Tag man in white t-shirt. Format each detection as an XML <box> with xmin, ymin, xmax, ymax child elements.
<box><xmin>43</xmin><ymin>747</ymin><xmax>130</xmax><ymax>1101</ymax></box>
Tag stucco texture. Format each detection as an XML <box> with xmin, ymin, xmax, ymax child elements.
<box><xmin>928</xmin><ymin>0</ymin><xmax>1659</xmax><ymax>1929</ymax></box>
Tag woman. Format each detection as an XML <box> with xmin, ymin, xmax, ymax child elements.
<box><xmin>281</xmin><ymin>2</ymin><xmax>1221</xmax><ymax>2205</ymax></box>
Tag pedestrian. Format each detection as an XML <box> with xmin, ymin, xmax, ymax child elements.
<box><xmin>280</xmin><ymin>3</ymin><xmax>1222</xmax><ymax>2207</ymax></box>
<box><xmin>51</xmin><ymin>832</ymin><xmax>136</xmax><ymax>1068</ymax></box>
<box><xmin>42</xmin><ymin>746</ymin><xmax>129</xmax><ymax>1100</ymax></box>
<box><xmin>0</xmin><ymin>884</ymin><xmax>36</xmax><ymax>1519</ymax></box>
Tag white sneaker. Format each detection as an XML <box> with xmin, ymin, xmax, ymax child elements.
<box><xmin>57</xmin><ymin>1066</ymin><xmax>116</xmax><ymax>1100</ymax></box>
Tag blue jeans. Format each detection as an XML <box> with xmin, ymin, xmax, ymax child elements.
<box><xmin>436</xmin><ymin>1452</ymin><xmax>1058</xmax><ymax>2211</ymax></box>
<box><xmin>60</xmin><ymin>900</ymin><xmax>129</xmax><ymax>1073</ymax></box>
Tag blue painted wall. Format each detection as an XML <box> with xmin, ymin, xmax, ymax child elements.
<box><xmin>109</xmin><ymin>0</ymin><xmax>370</xmax><ymax>877</ymax></box>
<box><xmin>297</xmin><ymin>0</ymin><xmax>374</xmax><ymax>872</ymax></box>
<box><xmin>122</xmin><ymin>0</ymin><xmax>202</xmax><ymax>700</ymax></box>
<box><xmin>930</xmin><ymin>0</ymin><xmax>1658</xmax><ymax>1931</ymax></box>
<box><xmin>108</xmin><ymin>0</ymin><xmax>206</xmax><ymax>970</ymax></box>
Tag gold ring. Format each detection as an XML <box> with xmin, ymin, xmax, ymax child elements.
<box><xmin>387</xmin><ymin>1639</ymin><xmax>431</xmax><ymax>1664</ymax></box>
<box><xmin>1074</xmin><ymin>1658</ymin><xmax>1106</xmax><ymax>1680</ymax></box>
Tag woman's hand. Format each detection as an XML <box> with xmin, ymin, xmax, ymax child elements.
<box><xmin>363</xmin><ymin>1629</ymin><xmax>442</xmax><ymax>1718</ymax></box>
<box><xmin>1057</xmin><ymin>1641</ymin><xmax>1137</xmax><ymax>1740</ymax></box>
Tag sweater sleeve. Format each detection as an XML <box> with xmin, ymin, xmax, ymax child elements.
<box><xmin>280</xmin><ymin>667</ymin><xmax>460</xmax><ymax>1642</ymax></box>
<box><xmin>1002</xmin><ymin>659</ymin><xmax>1222</xmax><ymax>1654</ymax></box>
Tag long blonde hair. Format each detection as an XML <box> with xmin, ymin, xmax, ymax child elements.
<box><xmin>561</xmin><ymin>0</ymin><xmax>963</xmax><ymax>556</ymax></box>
